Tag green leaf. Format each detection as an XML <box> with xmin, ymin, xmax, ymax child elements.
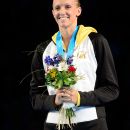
<box><xmin>56</xmin><ymin>79</ymin><xmax>63</xmax><ymax>89</ymax></box>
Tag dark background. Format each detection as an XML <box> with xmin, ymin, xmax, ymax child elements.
<box><xmin>1</xmin><ymin>0</ymin><xmax>130</xmax><ymax>130</ymax></box>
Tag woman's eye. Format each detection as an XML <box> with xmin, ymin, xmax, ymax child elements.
<box><xmin>65</xmin><ymin>5</ymin><xmax>71</xmax><ymax>9</ymax></box>
<box><xmin>55</xmin><ymin>6</ymin><xmax>60</xmax><ymax>11</ymax></box>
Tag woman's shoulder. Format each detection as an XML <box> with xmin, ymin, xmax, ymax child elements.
<box><xmin>89</xmin><ymin>32</ymin><xmax>107</xmax><ymax>42</ymax></box>
<box><xmin>89</xmin><ymin>32</ymin><xmax>109</xmax><ymax>49</ymax></box>
<box><xmin>36</xmin><ymin>40</ymin><xmax>51</xmax><ymax>49</ymax></box>
<box><xmin>35</xmin><ymin>40</ymin><xmax>52</xmax><ymax>53</ymax></box>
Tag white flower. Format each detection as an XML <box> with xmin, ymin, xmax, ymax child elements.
<box><xmin>57</xmin><ymin>61</ymin><xmax>68</xmax><ymax>71</ymax></box>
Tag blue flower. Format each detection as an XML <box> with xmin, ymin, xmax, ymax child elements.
<box><xmin>67</xmin><ymin>56</ymin><xmax>73</xmax><ymax>65</ymax></box>
<box><xmin>44</xmin><ymin>56</ymin><xmax>54</xmax><ymax>65</ymax></box>
<box><xmin>53</xmin><ymin>54</ymin><xmax>62</xmax><ymax>65</ymax></box>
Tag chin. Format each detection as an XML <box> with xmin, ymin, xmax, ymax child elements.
<box><xmin>59</xmin><ymin>23</ymin><xmax>71</xmax><ymax>28</ymax></box>
<box><xmin>57</xmin><ymin>21</ymin><xmax>70</xmax><ymax>28</ymax></box>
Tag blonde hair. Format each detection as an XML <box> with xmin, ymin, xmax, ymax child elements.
<box><xmin>76</xmin><ymin>0</ymin><xmax>81</xmax><ymax>7</ymax></box>
<box><xmin>52</xmin><ymin>0</ymin><xmax>81</xmax><ymax>7</ymax></box>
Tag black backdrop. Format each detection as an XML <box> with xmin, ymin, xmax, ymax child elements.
<box><xmin>1</xmin><ymin>0</ymin><xmax>130</xmax><ymax>130</ymax></box>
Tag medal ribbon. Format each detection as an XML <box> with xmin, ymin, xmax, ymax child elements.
<box><xmin>56</xmin><ymin>26</ymin><xmax>78</xmax><ymax>59</ymax></box>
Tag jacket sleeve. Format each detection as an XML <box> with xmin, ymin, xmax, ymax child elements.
<box><xmin>79</xmin><ymin>33</ymin><xmax>119</xmax><ymax>106</ymax></box>
<box><xmin>30</xmin><ymin>42</ymin><xmax>59</xmax><ymax>112</ymax></box>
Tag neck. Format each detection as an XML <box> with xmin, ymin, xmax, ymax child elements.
<box><xmin>59</xmin><ymin>24</ymin><xmax>77</xmax><ymax>49</ymax></box>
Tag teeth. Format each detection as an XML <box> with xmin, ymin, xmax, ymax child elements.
<box><xmin>57</xmin><ymin>16</ymin><xmax>69</xmax><ymax>20</ymax></box>
<box><xmin>59</xmin><ymin>17</ymin><xmax>68</xmax><ymax>19</ymax></box>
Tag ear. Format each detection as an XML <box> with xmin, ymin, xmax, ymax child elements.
<box><xmin>77</xmin><ymin>7</ymin><xmax>82</xmax><ymax>17</ymax></box>
<box><xmin>52</xmin><ymin>10</ymin><xmax>54</xmax><ymax>17</ymax></box>
<box><xmin>52</xmin><ymin>9</ymin><xmax>57</xmax><ymax>19</ymax></box>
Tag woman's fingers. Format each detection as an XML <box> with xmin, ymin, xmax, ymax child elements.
<box><xmin>55</xmin><ymin>89</ymin><xmax>78</xmax><ymax>105</ymax></box>
<box><xmin>63</xmin><ymin>89</ymin><xmax>78</xmax><ymax>104</ymax></box>
<box><xmin>55</xmin><ymin>91</ymin><xmax>71</xmax><ymax>105</ymax></box>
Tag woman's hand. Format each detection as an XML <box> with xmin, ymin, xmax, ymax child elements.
<box><xmin>63</xmin><ymin>89</ymin><xmax>78</xmax><ymax>105</ymax></box>
<box><xmin>55</xmin><ymin>89</ymin><xmax>71</xmax><ymax>105</ymax></box>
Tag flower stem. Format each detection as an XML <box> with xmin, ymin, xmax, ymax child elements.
<box><xmin>66</xmin><ymin>108</ymin><xmax>75</xmax><ymax>119</ymax></box>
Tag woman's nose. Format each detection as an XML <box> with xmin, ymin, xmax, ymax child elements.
<box><xmin>59</xmin><ymin>7</ymin><xmax>66</xmax><ymax>14</ymax></box>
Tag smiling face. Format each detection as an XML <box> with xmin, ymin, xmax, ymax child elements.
<box><xmin>52</xmin><ymin>0</ymin><xmax>81</xmax><ymax>29</ymax></box>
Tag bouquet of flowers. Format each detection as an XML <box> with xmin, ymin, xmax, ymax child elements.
<box><xmin>44</xmin><ymin>54</ymin><xmax>79</xmax><ymax>129</ymax></box>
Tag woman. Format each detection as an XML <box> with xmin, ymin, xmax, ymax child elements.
<box><xmin>30</xmin><ymin>0</ymin><xmax>119</xmax><ymax>130</ymax></box>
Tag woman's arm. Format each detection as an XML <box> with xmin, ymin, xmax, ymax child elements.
<box><xmin>79</xmin><ymin>33</ymin><xmax>119</xmax><ymax>106</ymax></box>
<box><xmin>30</xmin><ymin>41</ymin><xmax>59</xmax><ymax>112</ymax></box>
